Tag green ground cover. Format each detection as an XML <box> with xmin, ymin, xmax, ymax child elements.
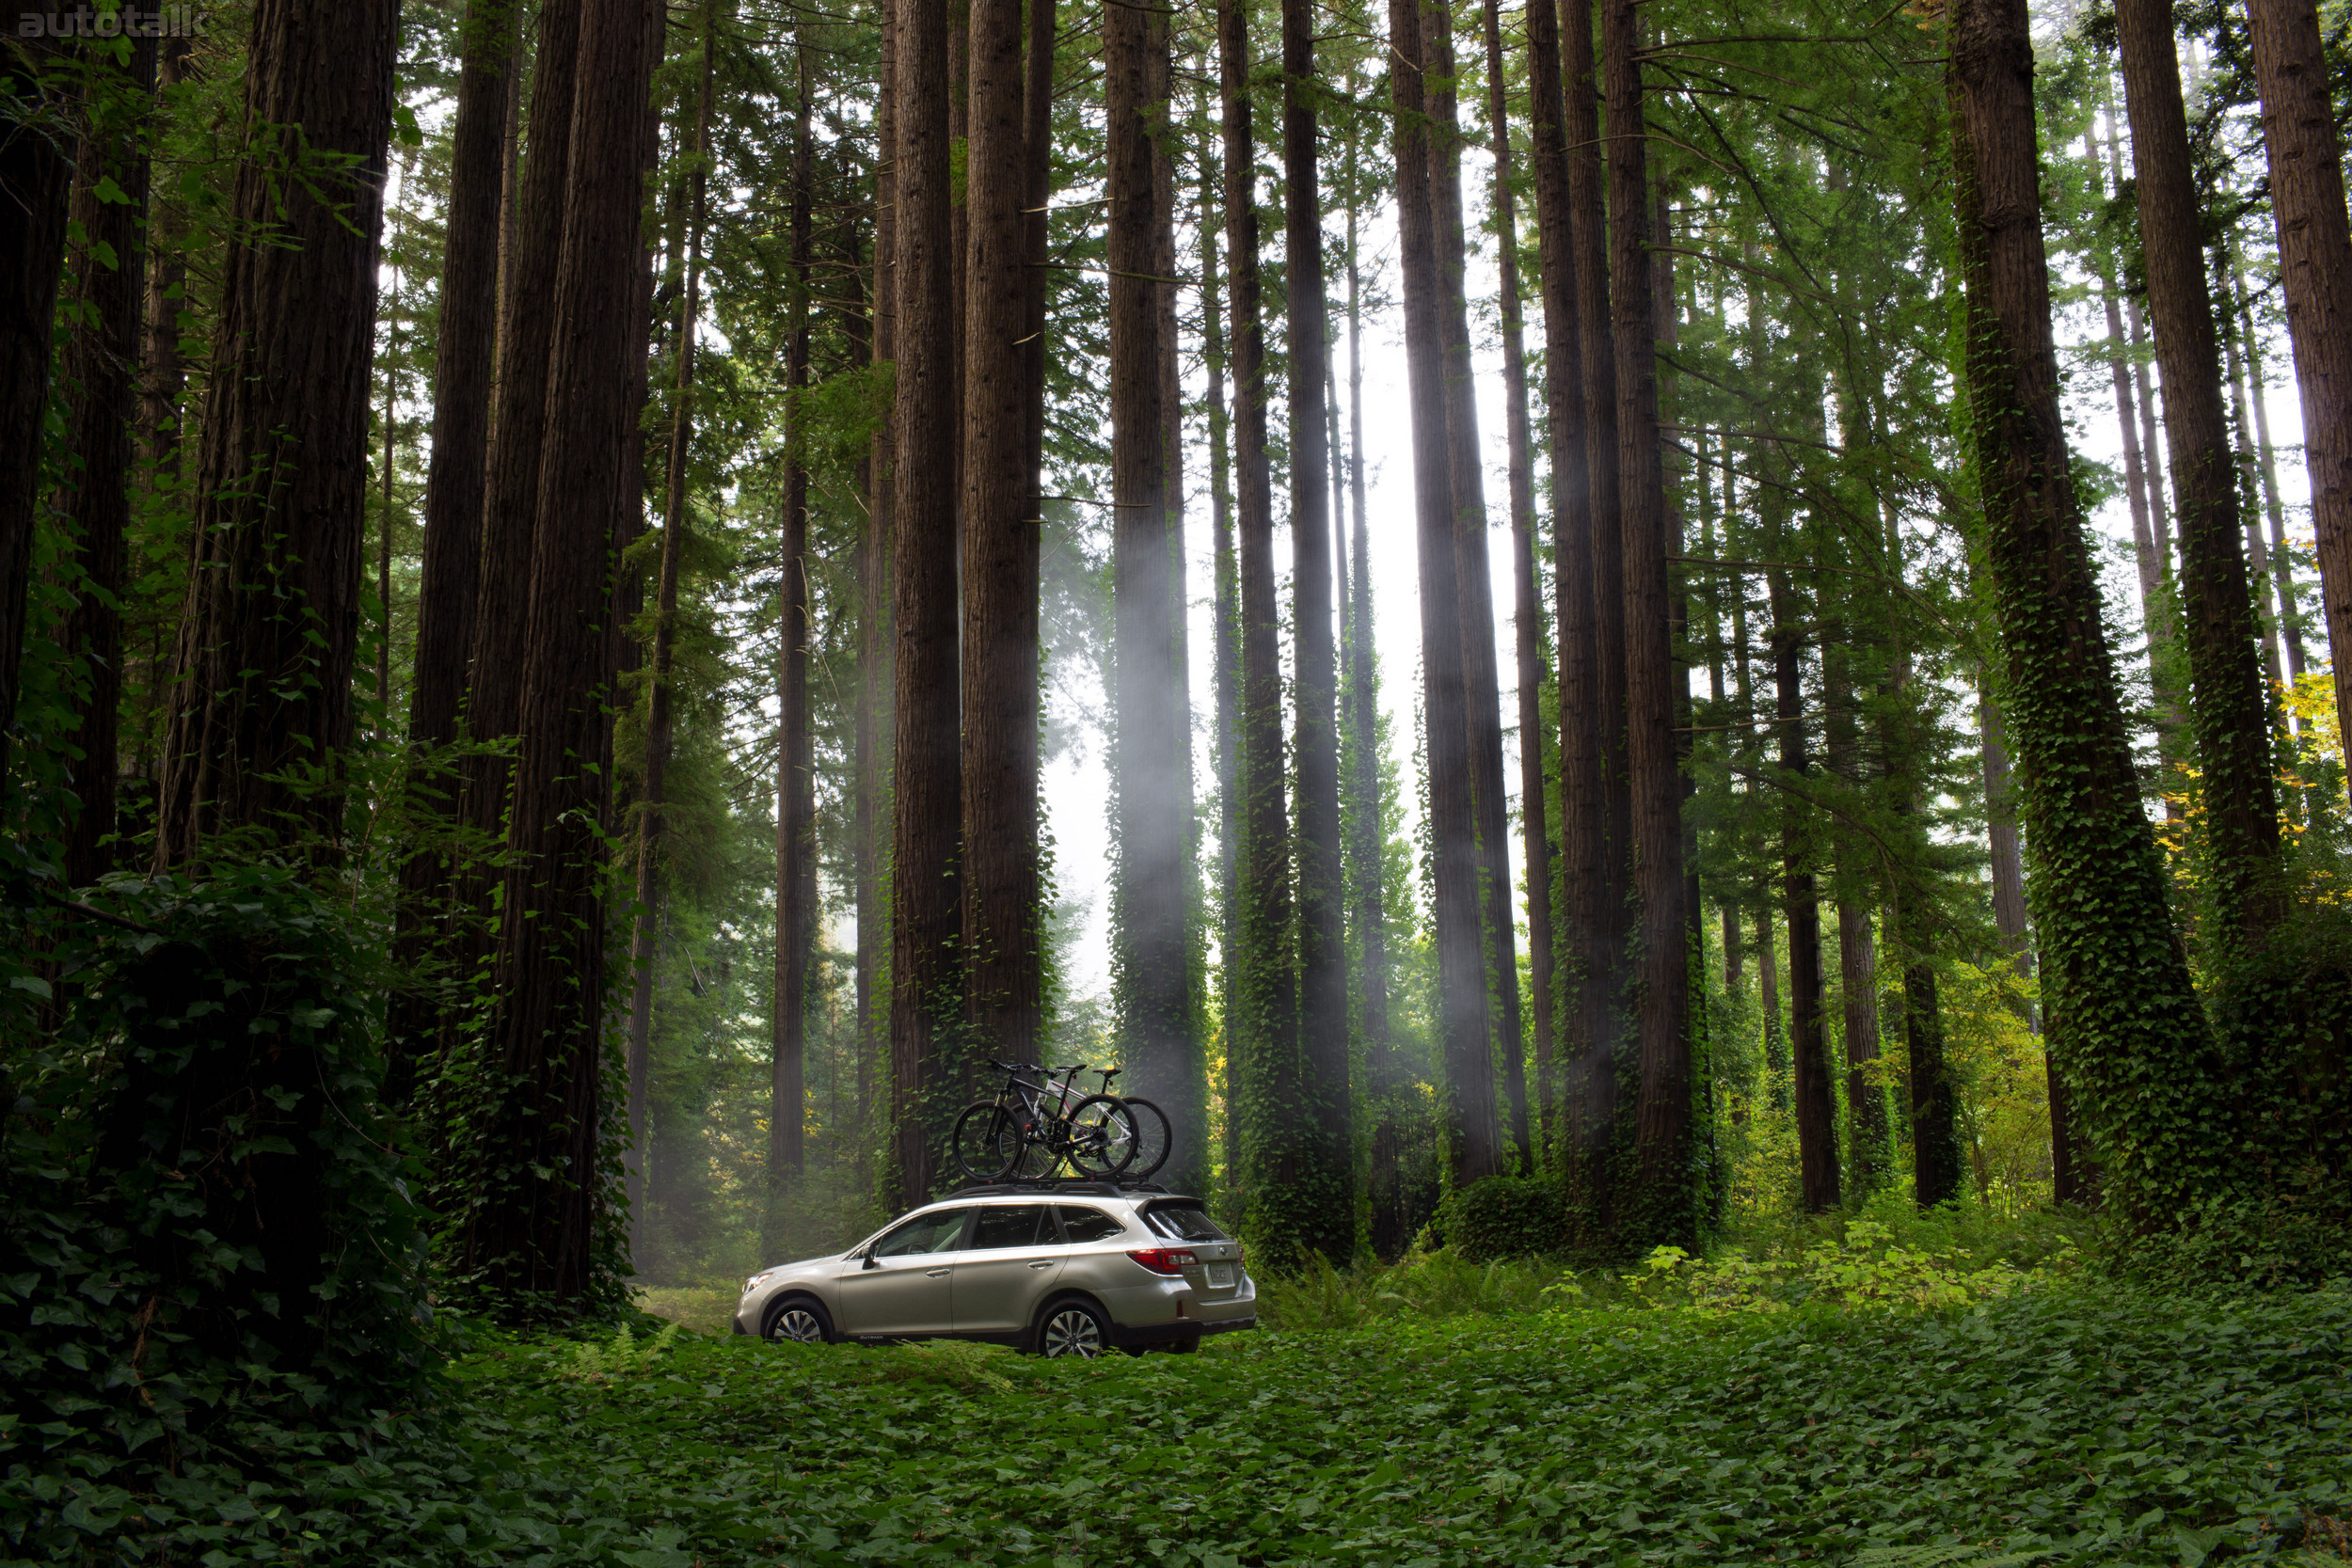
<box><xmin>24</xmin><ymin>1277</ymin><xmax>2346</xmax><ymax>1566</ymax></box>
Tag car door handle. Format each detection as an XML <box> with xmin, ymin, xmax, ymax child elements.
<box><xmin>1028</xmin><ymin>1261</ymin><xmax>1054</xmax><ymax>1270</ymax></box>
<box><xmin>925</xmin><ymin>1267</ymin><xmax>951</xmax><ymax>1277</ymax></box>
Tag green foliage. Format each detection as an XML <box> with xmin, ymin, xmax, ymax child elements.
<box><xmin>1440</xmin><ymin>1173</ymin><xmax>1566</xmax><ymax>1262</ymax></box>
<box><xmin>1</xmin><ymin>867</ymin><xmax>437</xmax><ymax>1559</ymax></box>
<box><xmin>564</xmin><ymin>1322</ymin><xmax>683</xmax><ymax>1384</ymax></box>
<box><xmin>18</xmin><ymin>1275</ymin><xmax>2348</xmax><ymax>1563</ymax></box>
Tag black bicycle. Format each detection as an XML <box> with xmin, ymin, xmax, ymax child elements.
<box><xmin>952</xmin><ymin>1061</ymin><xmax>1138</xmax><ymax>1181</ymax></box>
<box><xmin>1073</xmin><ymin>1066</ymin><xmax>1171</xmax><ymax>1181</ymax></box>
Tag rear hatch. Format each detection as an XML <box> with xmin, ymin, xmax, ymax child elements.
<box><xmin>1138</xmin><ymin>1199</ymin><xmax>1244</xmax><ymax>1295</ymax></box>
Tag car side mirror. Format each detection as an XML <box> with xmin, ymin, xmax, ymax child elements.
<box><xmin>862</xmin><ymin>1253</ymin><xmax>880</xmax><ymax>1270</ymax></box>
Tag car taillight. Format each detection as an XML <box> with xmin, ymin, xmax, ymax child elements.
<box><xmin>1127</xmin><ymin>1247</ymin><xmax>1197</xmax><ymax>1275</ymax></box>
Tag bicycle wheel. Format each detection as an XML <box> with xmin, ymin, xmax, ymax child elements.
<box><xmin>1119</xmin><ymin>1096</ymin><xmax>1172</xmax><ymax>1180</ymax></box>
<box><xmin>1064</xmin><ymin>1094</ymin><xmax>1139</xmax><ymax>1178</ymax></box>
<box><xmin>995</xmin><ymin>1112</ymin><xmax>1061</xmax><ymax>1180</ymax></box>
<box><xmin>952</xmin><ymin>1101</ymin><xmax>1021</xmax><ymax>1180</ymax></box>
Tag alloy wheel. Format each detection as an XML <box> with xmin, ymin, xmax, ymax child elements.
<box><xmin>775</xmin><ymin>1307</ymin><xmax>826</xmax><ymax>1344</ymax></box>
<box><xmin>1041</xmin><ymin>1307</ymin><xmax>1104</xmax><ymax>1357</ymax></box>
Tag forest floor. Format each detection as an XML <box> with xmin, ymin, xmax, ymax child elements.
<box><xmin>427</xmin><ymin>1275</ymin><xmax>2352</xmax><ymax>1567</ymax></box>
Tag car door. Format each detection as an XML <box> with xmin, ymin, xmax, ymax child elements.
<box><xmin>948</xmin><ymin>1203</ymin><xmax>1062</xmax><ymax>1335</ymax></box>
<box><xmin>831</xmin><ymin>1207</ymin><xmax>972</xmax><ymax>1337</ymax></box>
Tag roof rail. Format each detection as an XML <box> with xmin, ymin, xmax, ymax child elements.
<box><xmin>945</xmin><ymin>1177</ymin><xmax>1181</xmax><ymax>1199</ymax></box>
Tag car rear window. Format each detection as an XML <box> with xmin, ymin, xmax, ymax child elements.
<box><xmin>1141</xmin><ymin>1201</ymin><xmax>1229</xmax><ymax>1243</ymax></box>
<box><xmin>1056</xmin><ymin>1205</ymin><xmax>1125</xmax><ymax>1243</ymax></box>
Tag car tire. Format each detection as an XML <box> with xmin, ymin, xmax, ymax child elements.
<box><xmin>1033</xmin><ymin>1296</ymin><xmax>1112</xmax><ymax>1359</ymax></box>
<box><xmin>762</xmin><ymin>1294</ymin><xmax>835</xmax><ymax>1344</ymax></box>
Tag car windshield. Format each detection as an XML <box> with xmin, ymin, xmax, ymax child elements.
<box><xmin>869</xmin><ymin>1208</ymin><xmax>971</xmax><ymax>1257</ymax></box>
<box><xmin>1141</xmin><ymin>1201</ymin><xmax>1229</xmax><ymax>1243</ymax></box>
<box><xmin>1056</xmin><ymin>1205</ymin><xmax>1125</xmax><ymax>1243</ymax></box>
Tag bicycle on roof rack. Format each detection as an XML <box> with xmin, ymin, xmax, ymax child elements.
<box><xmin>950</xmin><ymin>1061</ymin><xmax>1172</xmax><ymax>1183</ymax></box>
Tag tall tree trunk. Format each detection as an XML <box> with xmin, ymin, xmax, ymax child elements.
<box><xmin>60</xmin><ymin>36</ymin><xmax>156</xmax><ymax>886</ymax></box>
<box><xmin>775</xmin><ymin>36</ymin><xmax>816</xmax><ymax>1192</ymax></box>
<box><xmin>1601</xmin><ymin>0</ymin><xmax>1693</xmax><ymax>1243</ymax></box>
<box><xmin>1198</xmin><ymin>87</ymin><xmax>1242</xmax><ymax>1198</ymax></box>
<box><xmin>1756</xmin><ymin>898</ymin><xmax>1786</xmax><ymax>1110</ymax></box>
<box><xmin>153</xmin><ymin>0</ymin><xmax>397</xmax><ymax>864</ymax></box>
<box><xmin>1391</xmin><ymin>0</ymin><xmax>1499</xmax><ymax>1190</ymax></box>
<box><xmin>2234</xmin><ymin>257</ymin><xmax>2308</xmax><ymax>679</ymax></box>
<box><xmin>1224</xmin><ymin>0</ymin><xmax>1303</xmax><ymax>1244</ymax></box>
<box><xmin>454</xmin><ymin>0</ymin><xmax>656</xmax><ymax>1318</ymax></box>
<box><xmin>2219</xmin><ymin>261</ymin><xmax>2288</xmax><ymax>694</ymax></box>
<box><xmin>1342</xmin><ymin>110</ymin><xmax>1397</xmax><ymax>1247</ymax></box>
<box><xmin>1279</xmin><ymin>0</ymin><xmax>1352</xmax><ymax>1253</ymax></box>
<box><xmin>627</xmin><ymin>12</ymin><xmax>712</xmax><ymax>1214</ymax></box>
<box><xmin>1425</xmin><ymin>0</ymin><xmax>1519</xmax><ymax>1176</ymax></box>
<box><xmin>965</xmin><ymin>0</ymin><xmax>1042</xmax><ymax>1075</ymax></box>
<box><xmin>1524</xmin><ymin>0</ymin><xmax>1602</xmax><ymax>1196</ymax></box>
<box><xmin>858</xmin><ymin>0</ymin><xmax>898</xmax><ymax>1150</ymax></box>
<box><xmin>2090</xmin><ymin>131</ymin><xmax>2167</xmax><ymax>673</ymax></box>
<box><xmin>1480</xmin><ymin>0</ymin><xmax>1552</xmax><ymax>1169</ymax></box>
<box><xmin>1825</xmin><ymin>650</ymin><xmax>1887</xmax><ymax>1195</ymax></box>
<box><xmin>139</xmin><ymin>36</ymin><xmax>194</xmax><ymax>486</ymax></box>
<box><xmin>456</xmin><ymin>0</ymin><xmax>583</xmax><ymax>1052</ymax></box>
<box><xmin>1767</xmin><ymin>569</ymin><xmax>1836</xmax><ymax>1212</ymax></box>
<box><xmin>0</xmin><ymin>40</ymin><xmax>74</xmax><ymax>792</ymax></box>
<box><xmin>1950</xmin><ymin>0</ymin><xmax>2224</xmax><ymax>1221</ymax></box>
<box><xmin>410</xmin><ymin>0</ymin><xmax>519</xmax><ymax>757</ymax></box>
<box><xmin>2115</xmin><ymin>0</ymin><xmax>2282</xmax><ymax>942</ymax></box>
<box><xmin>2245</xmin><ymin>0</ymin><xmax>2352</xmax><ymax>779</ymax></box>
<box><xmin>892</xmin><ymin>0</ymin><xmax>964</xmax><ymax>1208</ymax></box>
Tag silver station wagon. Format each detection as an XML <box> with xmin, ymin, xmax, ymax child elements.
<box><xmin>734</xmin><ymin>1183</ymin><xmax>1256</xmax><ymax>1357</ymax></box>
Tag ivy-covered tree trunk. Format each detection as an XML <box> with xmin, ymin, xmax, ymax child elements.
<box><xmin>1601</xmin><ymin>0</ymin><xmax>1694</xmax><ymax>1244</ymax></box>
<box><xmin>856</xmin><ymin>0</ymin><xmax>897</xmax><ymax>1148</ymax></box>
<box><xmin>1197</xmin><ymin>96</ymin><xmax>1242</xmax><ymax>1200</ymax></box>
<box><xmin>2113</xmin><ymin>0</ymin><xmax>2281</xmax><ymax>942</ymax></box>
<box><xmin>59</xmin><ymin>37</ymin><xmax>155</xmax><ymax>887</ymax></box>
<box><xmin>453</xmin><ymin>0</ymin><xmax>656</xmax><ymax>1319</ymax></box>
<box><xmin>1281</xmin><ymin>0</ymin><xmax>1354</xmax><ymax>1256</ymax></box>
<box><xmin>1391</xmin><ymin>0</ymin><xmax>1500</xmax><ymax>1191</ymax></box>
<box><xmin>1223</xmin><ymin>0</ymin><xmax>1303</xmax><ymax>1245</ymax></box>
<box><xmin>1524</xmin><ymin>0</ymin><xmax>1601</xmax><ymax>1193</ymax></box>
<box><xmin>1948</xmin><ymin>0</ymin><xmax>2226</xmax><ymax>1222</ymax></box>
<box><xmin>891</xmin><ymin>0</ymin><xmax>964</xmax><ymax>1208</ymax></box>
<box><xmin>964</xmin><ymin>0</ymin><xmax>1041</xmax><ymax>1069</ymax></box>
<box><xmin>774</xmin><ymin>34</ymin><xmax>816</xmax><ymax>1188</ymax></box>
<box><xmin>0</xmin><ymin>40</ymin><xmax>73</xmax><ymax>793</ymax></box>
<box><xmin>152</xmin><ymin>0</ymin><xmax>398</xmax><ymax>865</ymax></box>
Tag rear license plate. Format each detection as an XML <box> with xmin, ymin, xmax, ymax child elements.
<box><xmin>1206</xmin><ymin>1263</ymin><xmax>1233</xmax><ymax>1289</ymax></box>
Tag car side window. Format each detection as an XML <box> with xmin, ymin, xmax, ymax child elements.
<box><xmin>1056</xmin><ymin>1205</ymin><xmax>1125</xmax><ymax>1243</ymax></box>
<box><xmin>870</xmin><ymin>1208</ymin><xmax>972</xmax><ymax>1258</ymax></box>
<box><xmin>967</xmin><ymin>1204</ymin><xmax>1046</xmax><ymax>1250</ymax></box>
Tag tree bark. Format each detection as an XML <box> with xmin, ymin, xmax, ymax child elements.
<box><xmin>2246</xmin><ymin>0</ymin><xmax>2352</xmax><ymax>780</ymax></box>
<box><xmin>1950</xmin><ymin>0</ymin><xmax>2223</xmax><ymax>1220</ymax></box>
<box><xmin>411</xmin><ymin>0</ymin><xmax>519</xmax><ymax>758</ymax></box>
<box><xmin>774</xmin><ymin>35</ymin><xmax>816</xmax><ymax>1191</ymax></box>
<box><xmin>2115</xmin><ymin>0</ymin><xmax>2281</xmax><ymax>942</ymax></box>
<box><xmin>453</xmin><ymin>0</ymin><xmax>656</xmax><ymax>1317</ymax></box>
<box><xmin>858</xmin><ymin>0</ymin><xmax>897</xmax><ymax>1149</ymax></box>
<box><xmin>139</xmin><ymin>37</ymin><xmax>194</xmax><ymax>486</ymax></box>
<box><xmin>153</xmin><ymin>0</ymin><xmax>398</xmax><ymax>865</ymax></box>
<box><xmin>626</xmin><ymin>13</ymin><xmax>712</xmax><ymax>1212</ymax></box>
<box><xmin>965</xmin><ymin>0</ymin><xmax>1041</xmax><ymax>1073</ymax></box>
<box><xmin>2218</xmin><ymin>261</ymin><xmax>2288</xmax><ymax>694</ymax></box>
<box><xmin>0</xmin><ymin>40</ymin><xmax>74</xmax><ymax>792</ymax></box>
<box><xmin>1477</xmin><ymin>0</ymin><xmax>1550</xmax><ymax>1172</ymax></box>
<box><xmin>1197</xmin><ymin>86</ymin><xmax>1242</xmax><ymax>1199</ymax></box>
<box><xmin>1768</xmin><ymin>568</ymin><xmax>1837</xmax><ymax>1213</ymax></box>
<box><xmin>1601</xmin><ymin>0</ymin><xmax>1693</xmax><ymax>1243</ymax></box>
<box><xmin>1524</xmin><ymin>0</ymin><xmax>1603</xmax><ymax>1196</ymax></box>
<box><xmin>891</xmin><ymin>0</ymin><xmax>965</xmax><ymax>1208</ymax></box>
<box><xmin>1279</xmin><ymin>0</ymin><xmax>1353</xmax><ymax>1253</ymax></box>
<box><xmin>1826</xmin><ymin>650</ymin><xmax>1887</xmax><ymax>1196</ymax></box>
<box><xmin>1391</xmin><ymin>0</ymin><xmax>1499</xmax><ymax>1191</ymax></box>
<box><xmin>1223</xmin><ymin>0</ymin><xmax>1303</xmax><ymax>1243</ymax></box>
<box><xmin>60</xmin><ymin>36</ymin><xmax>156</xmax><ymax>886</ymax></box>
<box><xmin>2234</xmin><ymin>258</ymin><xmax>2307</xmax><ymax>679</ymax></box>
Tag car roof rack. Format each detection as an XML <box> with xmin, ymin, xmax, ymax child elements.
<box><xmin>945</xmin><ymin>1177</ymin><xmax>1184</xmax><ymax>1200</ymax></box>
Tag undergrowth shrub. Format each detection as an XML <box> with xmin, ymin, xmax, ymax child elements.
<box><xmin>1440</xmin><ymin>1174</ymin><xmax>1566</xmax><ymax>1262</ymax></box>
<box><xmin>0</xmin><ymin>867</ymin><xmax>436</xmax><ymax>1561</ymax></box>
